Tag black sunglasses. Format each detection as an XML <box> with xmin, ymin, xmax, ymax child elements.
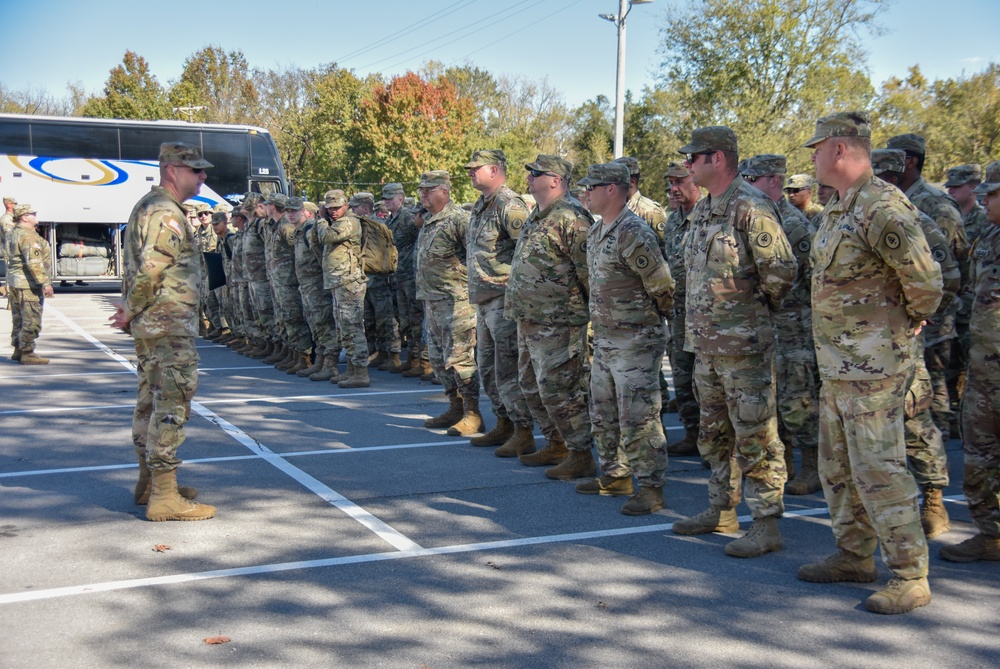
<box><xmin>585</xmin><ymin>183</ymin><xmax>612</xmax><ymax>192</ymax></box>
<box><xmin>528</xmin><ymin>169</ymin><xmax>557</xmax><ymax>178</ymax></box>
<box><xmin>685</xmin><ymin>151</ymin><xmax>715</xmax><ymax>163</ymax></box>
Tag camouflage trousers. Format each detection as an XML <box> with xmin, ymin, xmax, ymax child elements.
<box><xmin>332</xmin><ymin>279</ymin><xmax>368</xmax><ymax>367</ymax></box>
<box><xmin>819</xmin><ymin>372</ymin><xmax>928</xmax><ymax>579</ymax></box>
<box><xmin>299</xmin><ymin>279</ymin><xmax>338</xmax><ymax>356</ymax></box>
<box><xmin>904</xmin><ymin>355</ymin><xmax>950</xmax><ymax>489</ymax></box>
<box><xmin>669</xmin><ymin>310</ymin><xmax>699</xmax><ymax>431</ymax></box>
<box><xmin>250</xmin><ymin>280</ymin><xmax>278</xmax><ymax>342</ymax></box>
<box><xmin>365</xmin><ymin>275</ymin><xmax>401</xmax><ymax>354</ymax></box>
<box><xmin>947</xmin><ymin>321</ymin><xmax>971</xmax><ymax>413</ymax></box>
<box><xmin>8</xmin><ymin>287</ymin><xmax>44</xmax><ymax>352</ymax></box>
<box><xmin>924</xmin><ymin>339</ymin><xmax>954</xmax><ymax>434</ymax></box>
<box><xmin>237</xmin><ymin>282</ymin><xmax>259</xmax><ymax>339</ymax></box>
<box><xmin>218</xmin><ymin>284</ymin><xmax>237</xmax><ymax>333</ymax></box>
<box><xmin>396</xmin><ymin>274</ymin><xmax>426</xmax><ymax>361</ymax></box>
<box><xmin>132</xmin><ymin>336</ymin><xmax>198</xmax><ymax>472</ymax></box>
<box><xmin>591</xmin><ymin>326</ymin><xmax>668</xmax><ymax>487</ymax></box>
<box><xmin>775</xmin><ymin>343</ymin><xmax>820</xmax><ymax>451</ymax></box>
<box><xmin>476</xmin><ymin>296</ymin><xmax>530</xmax><ymax>426</ymax></box>
<box><xmin>516</xmin><ymin>322</ymin><xmax>592</xmax><ymax>452</ymax></box>
<box><xmin>693</xmin><ymin>352</ymin><xmax>786</xmax><ymax>519</ymax></box>
<box><xmin>425</xmin><ymin>296</ymin><xmax>479</xmax><ymax>399</ymax></box>
<box><xmin>202</xmin><ymin>281</ymin><xmax>226</xmax><ymax>330</ymax></box>
<box><xmin>961</xmin><ymin>357</ymin><xmax>1000</xmax><ymax>538</ymax></box>
<box><xmin>273</xmin><ymin>282</ymin><xmax>311</xmax><ymax>353</ymax></box>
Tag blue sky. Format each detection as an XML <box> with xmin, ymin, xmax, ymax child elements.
<box><xmin>4</xmin><ymin>0</ymin><xmax>999</xmax><ymax>109</ymax></box>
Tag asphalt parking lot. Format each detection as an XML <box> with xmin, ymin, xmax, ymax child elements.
<box><xmin>1</xmin><ymin>292</ymin><xmax>997</xmax><ymax>669</ymax></box>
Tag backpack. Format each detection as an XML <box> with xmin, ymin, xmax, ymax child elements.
<box><xmin>359</xmin><ymin>216</ymin><xmax>398</xmax><ymax>275</ymax></box>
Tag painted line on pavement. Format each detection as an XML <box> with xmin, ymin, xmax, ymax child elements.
<box><xmin>0</xmin><ymin>365</ymin><xmax>281</xmax><ymax>380</ymax></box>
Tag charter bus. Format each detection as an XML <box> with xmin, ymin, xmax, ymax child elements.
<box><xmin>0</xmin><ymin>114</ymin><xmax>287</xmax><ymax>282</ymax></box>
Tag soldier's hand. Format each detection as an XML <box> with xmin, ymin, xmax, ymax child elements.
<box><xmin>109</xmin><ymin>304</ymin><xmax>130</xmax><ymax>331</ymax></box>
<box><xmin>43</xmin><ymin>286</ymin><xmax>54</xmax><ymax>298</ymax></box>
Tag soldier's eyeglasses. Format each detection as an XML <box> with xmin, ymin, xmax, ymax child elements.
<box><xmin>197</xmin><ymin>212</ymin><xmax>211</xmax><ymax>217</ymax></box>
<box><xmin>685</xmin><ymin>151</ymin><xmax>715</xmax><ymax>164</ymax></box>
<box><xmin>584</xmin><ymin>183</ymin><xmax>612</xmax><ymax>192</ymax></box>
<box><xmin>528</xmin><ymin>169</ymin><xmax>557</xmax><ymax>178</ymax></box>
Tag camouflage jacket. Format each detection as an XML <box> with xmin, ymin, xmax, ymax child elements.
<box><xmin>242</xmin><ymin>216</ymin><xmax>269</xmax><ymax>282</ymax></box>
<box><xmin>774</xmin><ymin>198</ymin><xmax>817</xmax><ymax>342</ymax></box>
<box><xmin>906</xmin><ymin>177</ymin><xmax>969</xmax><ymax>293</ymax></box>
<box><xmin>268</xmin><ymin>216</ymin><xmax>298</xmax><ymax>287</ymax></box>
<box><xmin>216</xmin><ymin>231</ymin><xmax>234</xmax><ymax>287</ymax></box>
<box><xmin>811</xmin><ymin>171</ymin><xmax>943</xmax><ymax>381</ymax></box>
<box><xmin>958</xmin><ymin>204</ymin><xmax>990</xmax><ymax>323</ymax></box>
<box><xmin>505</xmin><ymin>193</ymin><xmax>593</xmax><ymax>326</ymax></box>
<box><xmin>663</xmin><ymin>199</ymin><xmax>699</xmax><ymax>317</ymax></box>
<box><xmin>386</xmin><ymin>206</ymin><xmax>420</xmax><ymax>277</ymax></box>
<box><xmin>466</xmin><ymin>184</ymin><xmax>529</xmax><ymax>304</ymax></box>
<box><xmin>969</xmin><ymin>224</ymin><xmax>1000</xmax><ymax>364</ymax></box>
<box><xmin>5</xmin><ymin>224</ymin><xmax>51</xmax><ymax>290</ymax></box>
<box><xmin>293</xmin><ymin>222</ymin><xmax>325</xmax><ymax>288</ymax></box>
<box><xmin>122</xmin><ymin>185</ymin><xmax>202</xmax><ymax>339</ymax></box>
<box><xmin>228</xmin><ymin>230</ymin><xmax>246</xmax><ymax>283</ymax></box>
<box><xmin>415</xmin><ymin>200</ymin><xmax>470</xmax><ymax>302</ymax></box>
<box><xmin>588</xmin><ymin>205</ymin><xmax>673</xmax><ymax>334</ymax></box>
<box><xmin>803</xmin><ymin>201</ymin><xmax>824</xmax><ymax>219</ymax></box>
<box><xmin>627</xmin><ymin>189</ymin><xmax>667</xmax><ymax>257</ymax></box>
<box><xmin>684</xmin><ymin>176</ymin><xmax>797</xmax><ymax>356</ymax></box>
<box><xmin>195</xmin><ymin>225</ymin><xmax>218</xmax><ymax>253</ymax></box>
<box><xmin>316</xmin><ymin>212</ymin><xmax>364</xmax><ymax>289</ymax></box>
<box><xmin>919</xmin><ymin>212</ymin><xmax>961</xmax><ymax>347</ymax></box>
<box><xmin>0</xmin><ymin>212</ymin><xmax>14</xmax><ymax>260</ymax></box>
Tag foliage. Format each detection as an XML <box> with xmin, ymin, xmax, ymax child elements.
<box><xmin>167</xmin><ymin>46</ymin><xmax>259</xmax><ymax>125</ymax></box>
<box><xmin>80</xmin><ymin>51</ymin><xmax>172</xmax><ymax>120</ymax></box>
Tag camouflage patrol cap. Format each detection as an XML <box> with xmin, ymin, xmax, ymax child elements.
<box><xmin>243</xmin><ymin>192</ymin><xmax>264</xmax><ymax>210</ymax></box>
<box><xmin>231</xmin><ymin>208</ymin><xmax>248</xmax><ymax>220</ymax></box>
<box><xmin>194</xmin><ymin>202</ymin><xmax>211</xmax><ymax>214</ymax></box>
<box><xmin>212</xmin><ymin>203</ymin><xmax>230</xmax><ymax>214</ymax></box>
<box><xmin>577</xmin><ymin>162</ymin><xmax>630</xmax><ymax>187</ymax></box>
<box><xmin>465</xmin><ymin>149</ymin><xmax>507</xmax><ymax>169</ymax></box>
<box><xmin>871</xmin><ymin>149</ymin><xmax>907</xmax><ymax>176</ymax></box>
<box><xmin>612</xmin><ymin>156</ymin><xmax>640</xmax><ymax>177</ymax></box>
<box><xmin>785</xmin><ymin>174</ymin><xmax>814</xmax><ymax>190</ymax></box>
<box><xmin>2</xmin><ymin>196</ymin><xmax>15</xmax><ymax>204</ymax></box>
<box><xmin>973</xmin><ymin>161</ymin><xmax>1000</xmax><ymax>195</ymax></box>
<box><xmin>742</xmin><ymin>154</ymin><xmax>787</xmax><ymax>178</ymax></box>
<box><xmin>265</xmin><ymin>193</ymin><xmax>288</xmax><ymax>209</ymax></box>
<box><xmin>303</xmin><ymin>201</ymin><xmax>319</xmax><ymax>213</ymax></box>
<box><xmin>13</xmin><ymin>203</ymin><xmax>36</xmax><ymax>219</ymax></box>
<box><xmin>678</xmin><ymin>126</ymin><xmax>738</xmax><ymax>154</ymax></box>
<box><xmin>525</xmin><ymin>154</ymin><xmax>572</xmax><ymax>181</ymax></box>
<box><xmin>403</xmin><ymin>196</ymin><xmax>415</xmax><ymax>207</ymax></box>
<box><xmin>284</xmin><ymin>196</ymin><xmax>304</xmax><ymax>211</ymax></box>
<box><xmin>348</xmin><ymin>192</ymin><xmax>375</xmax><ymax>208</ymax></box>
<box><xmin>664</xmin><ymin>161</ymin><xmax>690</xmax><ymax>179</ymax></box>
<box><xmin>211</xmin><ymin>212</ymin><xmax>228</xmax><ymax>225</ymax></box>
<box><xmin>418</xmin><ymin>170</ymin><xmax>452</xmax><ymax>189</ymax></box>
<box><xmin>380</xmin><ymin>182</ymin><xmax>405</xmax><ymax>199</ymax></box>
<box><xmin>183</xmin><ymin>203</ymin><xmax>197</xmax><ymax>215</ymax></box>
<box><xmin>158</xmin><ymin>142</ymin><xmax>213</xmax><ymax>169</ymax></box>
<box><xmin>944</xmin><ymin>163</ymin><xmax>982</xmax><ymax>188</ymax></box>
<box><xmin>324</xmin><ymin>189</ymin><xmax>348</xmax><ymax>207</ymax></box>
<box><xmin>803</xmin><ymin>111</ymin><xmax>871</xmax><ymax>148</ymax></box>
<box><xmin>886</xmin><ymin>133</ymin><xmax>926</xmax><ymax>156</ymax></box>
<box><xmin>569</xmin><ymin>185</ymin><xmax>585</xmax><ymax>198</ymax></box>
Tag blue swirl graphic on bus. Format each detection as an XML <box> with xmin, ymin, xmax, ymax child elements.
<box><xmin>23</xmin><ymin>156</ymin><xmax>128</xmax><ymax>186</ymax></box>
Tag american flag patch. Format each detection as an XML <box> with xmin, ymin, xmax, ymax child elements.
<box><xmin>164</xmin><ymin>218</ymin><xmax>183</xmax><ymax>237</ymax></box>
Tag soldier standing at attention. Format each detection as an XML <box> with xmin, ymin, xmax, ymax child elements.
<box><xmin>940</xmin><ymin>160</ymin><xmax>1000</xmax><ymax>563</ymax></box>
<box><xmin>671</xmin><ymin>127</ymin><xmax>797</xmax><ymax>559</ymax></box>
<box><xmin>382</xmin><ymin>184</ymin><xmax>429</xmax><ymax>379</ymax></box>
<box><xmin>209</xmin><ymin>211</ymin><xmax>235</xmax><ymax>343</ymax></box>
<box><xmin>784</xmin><ymin>174</ymin><xmax>824</xmax><ymax>219</ymax></box>
<box><xmin>243</xmin><ymin>194</ymin><xmax>277</xmax><ymax>360</ymax></box>
<box><xmin>798</xmin><ymin>112</ymin><xmax>942</xmax><ymax>614</ymax></box>
<box><xmin>292</xmin><ymin>200</ymin><xmax>338</xmax><ymax>381</ymax></box>
<box><xmin>270</xmin><ymin>197</ymin><xmax>312</xmax><ymax>374</ymax></box>
<box><xmin>351</xmin><ymin>192</ymin><xmax>402</xmax><ymax>372</ymax></box>
<box><xmin>0</xmin><ymin>196</ymin><xmax>16</xmax><ymax>305</ymax></box>
<box><xmin>110</xmin><ymin>142</ymin><xmax>217</xmax><ymax>522</ymax></box>
<box><xmin>463</xmin><ymin>150</ymin><xmax>536</xmax><ymax>457</ymax></box>
<box><xmin>6</xmin><ymin>204</ymin><xmax>54</xmax><ymax>364</ymax></box>
<box><xmin>506</xmin><ymin>155</ymin><xmax>595</xmax><ymax>479</ymax></box>
<box><xmin>575</xmin><ymin>162</ymin><xmax>674</xmax><ymax>514</ymax></box>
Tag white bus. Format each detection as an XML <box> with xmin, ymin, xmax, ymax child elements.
<box><xmin>0</xmin><ymin>114</ymin><xmax>288</xmax><ymax>282</ymax></box>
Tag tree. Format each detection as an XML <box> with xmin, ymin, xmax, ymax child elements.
<box><xmin>81</xmin><ymin>51</ymin><xmax>171</xmax><ymax>120</ymax></box>
<box><xmin>167</xmin><ymin>46</ymin><xmax>259</xmax><ymax>125</ymax></box>
<box><xmin>568</xmin><ymin>95</ymin><xmax>614</xmax><ymax>181</ymax></box>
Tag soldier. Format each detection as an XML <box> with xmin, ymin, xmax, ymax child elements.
<box><xmin>463</xmin><ymin>150</ymin><xmax>536</xmax><ymax>457</ymax></box>
<box><xmin>415</xmin><ymin>171</ymin><xmax>482</xmax><ymax>435</ymax></box>
<box><xmin>382</xmin><ymin>183</ymin><xmax>429</xmax><ymax>379</ymax></box>
<box><xmin>798</xmin><ymin>112</ymin><xmax>942</xmax><ymax>614</ymax></box>
<box><xmin>0</xmin><ymin>196</ymin><xmax>16</xmax><ymax>304</ymax></box>
<box><xmin>742</xmin><ymin>155</ymin><xmax>822</xmax><ymax>496</ymax></box>
<box><xmin>225</xmin><ymin>208</ymin><xmax>250</xmax><ymax>349</ymax></box>
<box><xmin>784</xmin><ymin>174</ymin><xmax>824</xmax><ymax>219</ymax></box>
<box><xmin>316</xmin><ymin>189</ymin><xmax>370</xmax><ymax>388</ymax></box>
<box><xmin>109</xmin><ymin>142</ymin><xmax>217</xmax><ymax>522</ymax></box>
<box><xmin>576</xmin><ymin>162</ymin><xmax>674</xmax><ymax>514</ymax></box>
<box><xmin>5</xmin><ymin>203</ymin><xmax>54</xmax><ymax>364</ymax></box>
<box><xmin>243</xmin><ymin>193</ymin><xmax>278</xmax><ymax>359</ymax></box>
<box><xmin>351</xmin><ymin>192</ymin><xmax>402</xmax><ymax>371</ymax></box>
<box><xmin>662</xmin><ymin>161</ymin><xmax>701</xmax><ymax>455</ymax></box>
<box><xmin>671</xmin><ymin>127</ymin><xmax>797</xmax><ymax>559</ymax></box>
<box><xmin>209</xmin><ymin>212</ymin><xmax>234</xmax><ymax>342</ymax></box>
<box><xmin>193</xmin><ymin>203</ymin><xmax>220</xmax><ymax>337</ymax></box>
<box><xmin>270</xmin><ymin>197</ymin><xmax>312</xmax><ymax>373</ymax></box>
<box><xmin>506</xmin><ymin>155</ymin><xmax>595</xmax><ymax>478</ymax></box>
<box><xmin>945</xmin><ymin>163</ymin><xmax>987</xmax><ymax>246</ymax></box>
<box><xmin>940</xmin><ymin>161</ymin><xmax>1000</xmax><ymax>563</ymax></box>
<box><xmin>291</xmin><ymin>200</ymin><xmax>338</xmax><ymax>381</ymax></box>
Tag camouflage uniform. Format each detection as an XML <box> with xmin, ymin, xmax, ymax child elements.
<box><xmin>363</xmin><ymin>234</ymin><xmax>402</xmax><ymax>356</ymax></box>
<box><xmin>195</xmin><ymin>220</ymin><xmax>225</xmax><ymax>332</ymax></box>
<box><xmin>122</xmin><ymin>185</ymin><xmax>203</xmax><ymax>471</ymax></box>
<box><xmin>386</xmin><ymin>198</ymin><xmax>424</xmax><ymax>363</ymax></box>
<box><xmin>225</xmin><ymin>224</ymin><xmax>248</xmax><ymax>339</ymax></box>
<box><xmin>663</xmin><ymin>192</ymin><xmax>700</xmax><ymax>435</ymax></box>
<box><xmin>269</xmin><ymin>210</ymin><xmax>310</xmax><ymax>354</ymax></box>
<box><xmin>415</xmin><ymin>199</ymin><xmax>478</xmax><ymax>398</ymax></box>
<box><xmin>316</xmin><ymin>207</ymin><xmax>368</xmax><ymax>367</ymax></box>
<box><xmin>0</xmin><ymin>202</ymin><xmax>15</xmax><ymax>298</ymax></box>
<box><xmin>506</xmin><ymin>186</ymin><xmax>593</xmax><ymax>451</ymax></box>
<box><xmin>467</xmin><ymin>178</ymin><xmax>531</xmax><ymax>427</ymax></box>
<box><xmin>243</xmin><ymin>213</ymin><xmax>277</xmax><ymax>344</ymax></box>
<box><xmin>294</xmin><ymin>218</ymin><xmax>337</xmax><ymax>358</ymax></box>
<box><xmin>5</xmin><ymin>215</ymin><xmax>52</xmax><ymax>355</ymax></box>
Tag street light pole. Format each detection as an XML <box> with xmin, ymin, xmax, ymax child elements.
<box><xmin>600</xmin><ymin>0</ymin><xmax>653</xmax><ymax>159</ymax></box>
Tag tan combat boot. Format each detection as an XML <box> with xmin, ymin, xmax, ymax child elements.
<box><xmin>134</xmin><ymin>458</ymin><xmax>198</xmax><ymax>505</ymax></box>
<box><xmin>447</xmin><ymin>397</ymin><xmax>483</xmax><ymax>436</ymax></box>
<box><xmin>621</xmin><ymin>486</ymin><xmax>665</xmax><ymax>516</ymax></box>
<box><xmin>275</xmin><ymin>346</ymin><xmax>297</xmax><ymax>370</ymax></box>
<box><xmin>12</xmin><ymin>347</ymin><xmax>22</xmax><ymax>361</ymax></box>
<box><xmin>519</xmin><ymin>435</ymin><xmax>568</xmax><ymax>466</ymax></box>
<box><xmin>249</xmin><ymin>340</ymin><xmax>274</xmax><ymax>359</ymax></box>
<box><xmin>666</xmin><ymin>428</ymin><xmax>699</xmax><ymax>456</ymax></box>
<box><xmin>725</xmin><ymin>516</ymin><xmax>783</xmax><ymax>557</ymax></box>
<box><xmin>865</xmin><ymin>576</ymin><xmax>931</xmax><ymax>614</ymax></box>
<box><xmin>264</xmin><ymin>342</ymin><xmax>287</xmax><ymax>364</ymax></box>
<box><xmin>338</xmin><ymin>363</ymin><xmax>371</xmax><ymax>388</ymax></box>
<box><xmin>545</xmin><ymin>449</ymin><xmax>597</xmax><ymax>480</ymax></box>
<box><xmin>786</xmin><ymin>447</ymin><xmax>822</xmax><ymax>495</ymax></box>
<box><xmin>369</xmin><ymin>350</ymin><xmax>389</xmax><ymax>367</ymax></box>
<box><xmin>797</xmin><ymin>550</ymin><xmax>878</xmax><ymax>583</ymax></box>
<box><xmin>470</xmin><ymin>416</ymin><xmax>514</xmax><ymax>447</ymax></box>
<box><xmin>920</xmin><ymin>487</ymin><xmax>951</xmax><ymax>539</ymax></box>
<box><xmin>380</xmin><ymin>353</ymin><xmax>404</xmax><ymax>372</ymax></box>
<box><xmin>286</xmin><ymin>352</ymin><xmax>311</xmax><ymax>375</ymax></box>
<box><xmin>391</xmin><ymin>355</ymin><xmax>415</xmax><ymax>374</ymax></box>
<box><xmin>673</xmin><ymin>506</ymin><xmax>740</xmax><ymax>535</ymax></box>
<box><xmin>940</xmin><ymin>534</ymin><xmax>1000</xmax><ymax>562</ymax></box>
<box><xmin>297</xmin><ymin>353</ymin><xmax>324</xmax><ymax>378</ymax></box>
<box><xmin>494</xmin><ymin>425</ymin><xmax>537</xmax><ymax>458</ymax></box>
<box><xmin>145</xmin><ymin>469</ymin><xmax>216</xmax><ymax>521</ymax></box>
<box><xmin>20</xmin><ymin>351</ymin><xmax>50</xmax><ymax>365</ymax></box>
<box><xmin>309</xmin><ymin>356</ymin><xmax>338</xmax><ymax>382</ymax></box>
<box><xmin>576</xmin><ymin>475</ymin><xmax>634</xmax><ymax>496</ymax></box>
<box><xmin>402</xmin><ymin>359</ymin><xmax>430</xmax><ymax>378</ymax></box>
<box><xmin>424</xmin><ymin>391</ymin><xmax>463</xmax><ymax>428</ymax></box>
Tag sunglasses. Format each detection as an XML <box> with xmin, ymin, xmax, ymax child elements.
<box><xmin>528</xmin><ymin>169</ymin><xmax>557</xmax><ymax>178</ymax></box>
<box><xmin>197</xmin><ymin>211</ymin><xmax>212</xmax><ymax>216</ymax></box>
<box><xmin>685</xmin><ymin>151</ymin><xmax>715</xmax><ymax>164</ymax></box>
<box><xmin>584</xmin><ymin>183</ymin><xmax>612</xmax><ymax>192</ymax></box>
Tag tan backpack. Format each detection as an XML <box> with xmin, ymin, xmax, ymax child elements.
<box><xmin>359</xmin><ymin>216</ymin><xmax>398</xmax><ymax>275</ymax></box>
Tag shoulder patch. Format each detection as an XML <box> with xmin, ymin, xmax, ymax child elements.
<box><xmin>932</xmin><ymin>247</ymin><xmax>946</xmax><ymax>262</ymax></box>
<box><xmin>635</xmin><ymin>254</ymin><xmax>649</xmax><ymax>269</ymax></box>
<box><xmin>797</xmin><ymin>239</ymin><xmax>811</xmax><ymax>253</ymax></box>
<box><xmin>580</xmin><ymin>240</ymin><xmax>588</xmax><ymax>253</ymax></box>
<box><xmin>883</xmin><ymin>232</ymin><xmax>901</xmax><ymax>250</ymax></box>
<box><xmin>511</xmin><ymin>218</ymin><xmax>523</xmax><ymax>230</ymax></box>
<box><xmin>757</xmin><ymin>231</ymin><xmax>772</xmax><ymax>248</ymax></box>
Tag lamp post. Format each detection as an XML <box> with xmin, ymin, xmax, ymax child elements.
<box><xmin>599</xmin><ymin>0</ymin><xmax>653</xmax><ymax>159</ymax></box>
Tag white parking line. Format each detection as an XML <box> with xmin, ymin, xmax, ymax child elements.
<box><xmin>0</xmin><ymin>365</ymin><xmax>282</xmax><ymax>380</ymax></box>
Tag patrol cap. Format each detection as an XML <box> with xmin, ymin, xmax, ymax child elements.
<box><xmin>211</xmin><ymin>212</ymin><xmax>228</xmax><ymax>225</ymax></box>
<box><xmin>569</xmin><ymin>185</ymin><xmax>585</xmax><ymax>198</ymax></box>
<box><xmin>231</xmin><ymin>208</ymin><xmax>248</xmax><ymax>221</ymax></box>
<box><xmin>418</xmin><ymin>170</ymin><xmax>451</xmax><ymax>189</ymax></box>
<box><xmin>886</xmin><ymin>133</ymin><xmax>926</xmax><ymax>156</ymax></box>
<box><xmin>212</xmin><ymin>203</ymin><xmax>230</xmax><ymax>214</ymax></box>
<box><xmin>612</xmin><ymin>156</ymin><xmax>640</xmax><ymax>177</ymax></box>
<box><xmin>265</xmin><ymin>193</ymin><xmax>288</xmax><ymax>209</ymax></box>
<box><xmin>303</xmin><ymin>201</ymin><xmax>319</xmax><ymax>213</ymax></box>
<box><xmin>403</xmin><ymin>196</ymin><xmax>415</xmax><ymax>207</ymax></box>
<box><xmin>973</xmin><ymin>161</ymin><xmax>1000</xmax><ymax>195</ymax></box>
<box><xmin>871</xmin><ymin>149</ymin><xmax>906</xmax><ymax>176</ymax></box>
<box><xmin>664</xmin><ymin>161</ymin><xmax>690</xmax><ymax>179</ymax></box>
<box><xmin>324</xmin><ymin>189</ymin><xmax>348</xmax><ymax>207</ymax></box>
<box><xmin>380</xmin><ymin>182</ymin><xmax>405</xmax><ymax>199</ymax></box>
<box><xmin>243</xmin><ymin>192</ymin><xmax>264</xmax><ymax>210</ymax></box>
<box><xmin>194</xmin><ymin>202</ymin><xmax>211</xmax><ymax>214</ymax></box>
<box><xmin>678</xmin><ymin>126</ymin><xmax>738</xmax><ymax>154</ymax></box>
<box><xmin>577</xmin><ymin>162</ymin><xmax>630</xmax><ymax>187</ymax></box>
<box><xmin>284</xmin><ymin>196</ymin><xmax>304</xmax><ymax>211</ymax></box>
<box><xmin>348</xmin><ymin>192</ymin><xmax>375</xmax><ymax>208</ymax></box>
<box><xmin>158</xmin><ymin>142</ymin><xmax>213</xmax><ymax>169</ymax></box>
<box><xmin>785</xmin><ymin>174</ymin><xmax>814</xmax><ymax>190</ymax></box>
<box><xmin>13</xmin><ymin>203</ymin><xmax>36</xmax><ymax>219</ymax></box>
<box><xmin>3</xmin><ymin>196</ymin><xmax>15</xmax><ymax>205</ymax></box>
<box><xmin>465</xmin><ymin>149</ymin><xmax>506</xmax><ymax>170</ymax></box>
<box><xmin>525</xmin><ymin>154</ymin><xmax>572</xmax><ymax>181</ymax></box>
<box><xmin>803</xmin><ymin>111</ymin><xmax>871</xmax><ymax>148</ymax></box>
<box><xmin>742</xmin><ymin>154</ymin><xmax>787</xmax><ymax>178</ymax></box>
<box><xmin>944</xmin><ymin>163</ymin><xmax>982</xmax><ymax>188</ymax></box>
<box><xmin>183</xmin><ymin>203</ymin><xmax>197</xmax><ymax>214</ymax></box>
